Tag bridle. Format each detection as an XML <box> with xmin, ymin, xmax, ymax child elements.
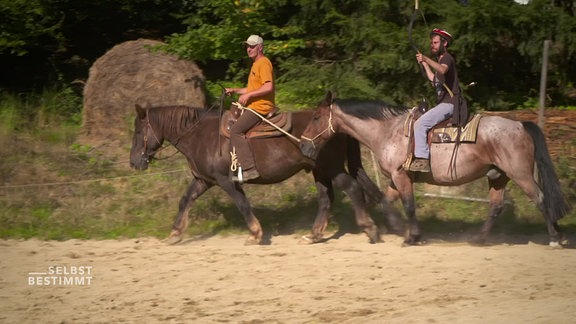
<box><xmin>300</xmin><ymin>104</ymin><xmax>335</xmax><ymax>149</ymax></box>
<box><xmin>140</xmin><ymin>108</ymin><xmax>164</xmax><ymax>164</ymax></box>
<box><xmin>139</xmin><ymin>104</ymin><xmax>217</xmax><ymax>164</ymax></box>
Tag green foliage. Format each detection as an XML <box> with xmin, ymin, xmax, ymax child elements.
<box><xmin>443</xmin><ymin>0</ymin><xmax>576</xmax><ymax>109</ymax></box>
<box><xmin>0</xmin><ymin>0</ymin><xmax>65</xmax><ymax>55</ymax></box>
<box><xmin>0</xmin><ymin>93</ymin><xmax>23</xmax><ymax>133</ymax></box>
<box><xmin>161</xmin><ymin>0</ymin><xmax>576</xmax><ymax>108</ymax></box>
<box><xmin>0</xmin><ymin>85</ymin><xmax>82</xmax><ymax>134</ymax></box>
<box><xmin>2</xmin><ymin>0</ymin><xmax>576</xmax><ymax>109</ymax></box>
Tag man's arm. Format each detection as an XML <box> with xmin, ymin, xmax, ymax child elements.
<box><xmin>238</xmin><ymin>81</ymin><xmax>274</xmax><ymax>105</ymax></box>
<box><xmin>422</xmin><ymin>55</ymin><xmax>448</xmax><ymax>75</ymax></box>
<box><xmin>225</xmin><ymin>87</ymin><xmax>247</xmax><ymax>96</ymax></box>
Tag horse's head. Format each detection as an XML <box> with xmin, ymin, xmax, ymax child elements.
<box><xmin>300</xmin><ymin>91</ymin><xmax>336</xmax><ymax>160</ymax></box>
<box><xmin>130</xmin><ymin>104</ymin><xmax>164</xmax><ymax>170</ymax></box>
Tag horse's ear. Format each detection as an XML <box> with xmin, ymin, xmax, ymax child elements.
<box><xmin>324</xmin><ymin>91</ymin><xmax>334</xmax><ymax>105</ymax></box>
<box><xmin>135</xmin><ymin>104</ymin><xmax>147</xmax><ymax>119</ymax></box>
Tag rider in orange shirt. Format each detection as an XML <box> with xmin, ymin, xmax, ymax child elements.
<box><xmin>225</xmin><ymin>35</ymin><xmax>275</xmax><ymax>181</ymax></box>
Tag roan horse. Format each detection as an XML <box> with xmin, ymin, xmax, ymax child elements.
<box><xmin>300</xmin><ymin>91</ymin><xmax>571</xmax><ymax>247</ymax></box>
<box><xmin>129</xmin><ymin>103</ymin><xmax>402</xmax><ymax>245</ymax></box>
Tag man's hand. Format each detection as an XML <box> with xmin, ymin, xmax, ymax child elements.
<box><xmin>238</xmin><ymin>93</ymin><xmax>250</xmax><ymax>105</ymax></box>
<box><xmin>416</xmin><ymin>53</ymin><xmax>423</xmax><ymax>64</ymax></box>
<box><xmin>416</xmin><ymin>53</ymin><xmax>430</xmax><ymax>67</ymax></box>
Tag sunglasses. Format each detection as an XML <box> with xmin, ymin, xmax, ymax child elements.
<box><xmin>245</xmin><ymin>44</ymin><xmax>259</xmax><ymax>49</ymax></box>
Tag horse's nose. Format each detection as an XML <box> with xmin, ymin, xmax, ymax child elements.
<box><xmin>129</xmin><ymin>158</ymin><xmax>149</xmax><ymax>171</ymax></box>
<box><xmin>299</xmin><ymin>141</ymin><xmax>316</xmax><ymax>159</ymax></box>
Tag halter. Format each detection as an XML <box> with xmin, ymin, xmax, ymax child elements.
<box><xmin>300</xmin><ymin>104</ymin><xmax>335</xmax><ymax>149</ymax></box>
<box><xmin>140</xmin><ymin>105</ymin><xmax>213</xmax><ymax>164</ymax></box>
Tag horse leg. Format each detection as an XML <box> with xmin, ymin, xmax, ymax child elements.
<box><xmin>391</xmin><ymin>176</ymin><xmax>422</xmax><ymax>245</ymax></box>
<box><xmin>300</xmin><ymin>178</ymin><xmax>333</xmax><ymax>244</ymax></box>
<box><xmin>218</xmin><ymin>179</ymin><xmax>263</xmax><ymax>245</ymax></box>
<box><xmin>472</xmin><ymin>176</ymin><xmax>509</xmax><ymax>245</ymax></box>
<box><xmin>384</xmin><ymin>182</ymin><xmax>402</xmax><ymax>203</ymax></box>
<box><xmin>401</xmin><ymin>195</ymin><xmax>421</xmax><ymax>245</ymax></box>
<box><xmin>166</xmin><ymin>178</ymin><xmax>211</xmax><ymax>245</ymax></box>
<box><xmin>380</xmin><ymin>181</ymin><xmax>407</xmax><ymax>235</ymax></box>
<box><xmin>332</xmin><ymin>172</ymin><xmax>382</xmax><ymax>243</ymax></box>
<box><xmin>546</xmin><ymin>222</ymin><xmax>563</xmax><ymax>248</ymax></box>
<box><xmin>354</xmin><ymin>170</ymin><xmax>406</xmax><ymax>235</ymax></box>
<box><xmin>514</xmin><ymin>177</ymin><xmax>563</xmax><ymax>248</ymax></box>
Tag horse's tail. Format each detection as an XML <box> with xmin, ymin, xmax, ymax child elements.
<box><xmin>345</xmin><ymin>136</ymin><xmax>384</xmax><ymax>206</ymax></box>
<box><xmin>522</xmin><ymin>121</ymin><xmax>572</xmax><ymax>222</ymax></box>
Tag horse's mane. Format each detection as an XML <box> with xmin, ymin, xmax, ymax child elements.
<box><xmin>333</xmin><ymin>98</ymin><xmax>409</xmax><ymax>121</ymax></box>
<box><xmin>147</xmin><ymin>105</ymin><xmax>219</xmax><ymax>134</ymax></box>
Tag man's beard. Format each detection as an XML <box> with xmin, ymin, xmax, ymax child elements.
<box><xmin>435</xmin><ymin>43</ymin><xmax>447</xmax><ymax>56</ymax></box>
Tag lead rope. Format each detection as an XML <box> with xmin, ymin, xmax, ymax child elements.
<box><xmin>229</xmin><ymin>102</ymin><xmax>300</xmax><ymax>178</ymax></box>
<box><xmin>230</xmin><ymin>147</ymin><xmax>239</xmax><ymax>172</ymax></box>
<box><xmin>231</xmin><ymin>102</ymin><xmax>301</xmax><ymax>142</ymax></box>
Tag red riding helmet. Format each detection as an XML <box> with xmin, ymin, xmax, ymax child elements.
<box><xmin>431</xmin><ymin>28</ymin><xmax>453</xmax><ymax>46</ymax></box>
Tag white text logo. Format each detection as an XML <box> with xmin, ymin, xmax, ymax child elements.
<box><xmin>28</xmin><ymin>265</ymin><xmax>93</xmax><ymax>286</ymax></box>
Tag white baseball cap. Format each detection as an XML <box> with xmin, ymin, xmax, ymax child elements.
<box><xmin>244</xmin><ymin>35</ymin><xmax>263</xmax><ymax>46</ymax></box>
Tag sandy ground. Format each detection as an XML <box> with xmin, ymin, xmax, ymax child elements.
<box><xmin>1</xmin><ymin>233</ymin><xmax>575</xmax><ymax>324</ymax></box>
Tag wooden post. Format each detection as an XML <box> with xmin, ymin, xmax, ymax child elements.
<box><xmin>538</xmin><ymin>40</ymin><xmax>550</xmax><ymax>129</ymax></box>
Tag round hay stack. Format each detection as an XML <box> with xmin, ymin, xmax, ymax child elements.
<box><xmin>81</xmin><ymin>38</ymin><xmax>205</xmax><ymax>156</ymax></box>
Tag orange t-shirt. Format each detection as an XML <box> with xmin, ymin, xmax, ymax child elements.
<box><xmin>246</xmin><ymin>56</ymin><xmax>275</xmax><ymax>115</ymax></box>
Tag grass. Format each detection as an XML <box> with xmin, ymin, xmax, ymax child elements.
<box><xmin>1</xmin><ymin>90</ymin><xmax>576</xmax><ymax>242</ymax></box>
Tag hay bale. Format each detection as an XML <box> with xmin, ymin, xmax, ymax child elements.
<box><xmin>81</xmin><ymin>38</ymin><xmax>206</xmax><ymax>151</ymax></box>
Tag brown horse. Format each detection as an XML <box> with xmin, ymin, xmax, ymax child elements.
<box><xmin>300</xmin><ymin>91</ymin><xmax>571</xmax><ymax>247</ymax></box>
<box><xmin>129</xmin><ymin>104</ymin><xmax>403</xmax><ymax>245</ymax></box>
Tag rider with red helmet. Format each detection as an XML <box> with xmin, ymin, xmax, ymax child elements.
<box><xmin>410</xmin><ymin>28</ymin><xmax>468</xmax><ymax>172</ymax></box>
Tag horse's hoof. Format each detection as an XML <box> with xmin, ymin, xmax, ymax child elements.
<box><xmin>298</xmin><ymin>235</ymin><xmax>316</xmax><ymax>245</ymax></box>
<box><xmin>402</xmin><ymin>237</ymin><xmax>426</xmax><ymax>247</ymax></box>
<box><xmin>244</xmin><ymin>237</ymin><xmax>261</xmax><ymax>246</ymax></box>
<box><xmin>549</xmin><ymin>241</ymin><xmax>563</xmax><ymax>249</ymax></box>
<box><xmin>368</xmin><ymin>235</ymin><xmax>383</xmax><ymax>244</ymax></box>
<box><xmin>165</xmin><ymin>234</ymin><xmax>183</xmax><ymax>245</ymax></box>
<box><xmin>365</xmin><ymin>228</ymin><xmax>382</xmax><ymax>244</ymax></box>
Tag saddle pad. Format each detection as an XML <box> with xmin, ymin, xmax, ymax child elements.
<box><xmin>220</xmin><ymin>111</ymin><xmax>293</xmax><ymax>139</ymax></box>
<box><xmin>403</xmin><ymin>111</ymin><xmax>482</xmax><ymax>143</ymax></box>
<box><xmin>430</xmin><ymin>113</ymin><xmax>482</xmax><ymax>143</ymax></box>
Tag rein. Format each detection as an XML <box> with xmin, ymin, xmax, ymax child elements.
<box><xmin>300</xmin><ymin>104</ymin><xmax>335</xmax><ymax>148</ymax></box>
<box><xmin>408</xmin><ymin>0</ymin><xmax>428</xmax><ymax>80</ymax></box>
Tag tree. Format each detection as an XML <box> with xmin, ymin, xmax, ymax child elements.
<box><xmin>0</xmin><ymin>0</ymin><xmax>187</xmax><ymax>91</ymax></box>
<box><xmin>1</xmin><ymin>0</ymin><xmax>574</xmax><ymax>109</ymax></box>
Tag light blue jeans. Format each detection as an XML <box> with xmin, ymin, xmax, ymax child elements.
<box><xmin>414</xmin><ymin>103</ymin><xmax>454</xmax><ymax>159</ymax></box>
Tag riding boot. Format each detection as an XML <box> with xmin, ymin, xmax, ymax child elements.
<box><xmin>409</xmin><ymin>158</ymin><xmax>431</xmax><ymax>172</ymax></box>
<box><xmin>241</xmin><ymin>168</ymin><xmax>260</xmax><ymax>181</ymax></box>
<box><xmin>230</xmin><ymin>166</ymin><xmax>260</xmax><ymax>182</ymax></box>
<box><xmin>230</xmin><ymin>111</ymin><xmax>261</xmax><ymax>182</ymax></box>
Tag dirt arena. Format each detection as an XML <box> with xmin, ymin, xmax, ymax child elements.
<box><xmin>1</xmin><ymin>232</ymin><xmax>575</xmax><ymax>323</ymax></box>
